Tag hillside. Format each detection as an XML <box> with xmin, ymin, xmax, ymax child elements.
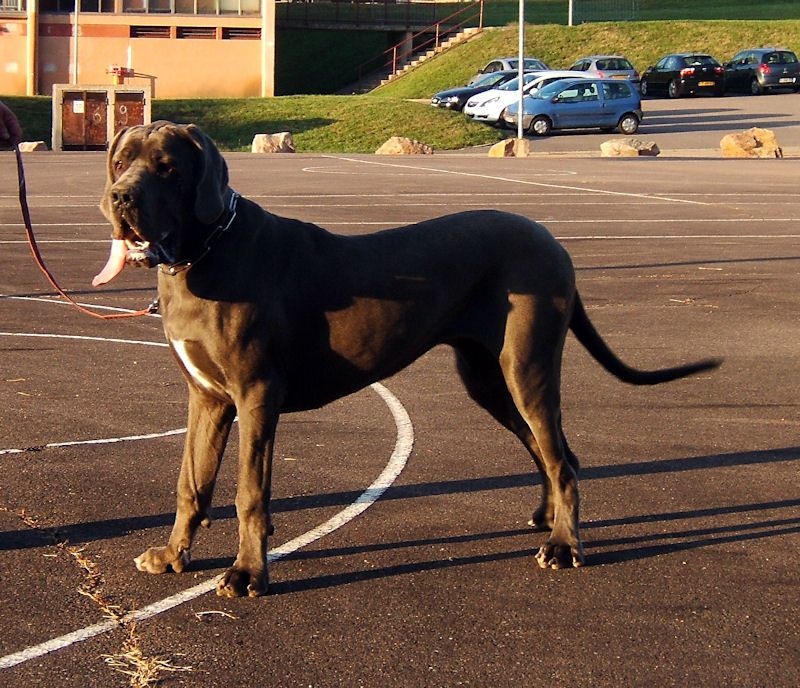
<box><xmin>372</xmin><ymin>20</ymin><xmax>800</xmax><ymax>99</ymax></box>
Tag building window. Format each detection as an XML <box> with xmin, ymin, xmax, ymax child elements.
<box><xmin>222</xmin><ymin>26</ymin><xmax>260</xmax><ymax>40</ymax></box>
<box><xmin>130</xmin><ymin>25</ymin><xmax>171</xmax><ymax>38</ymax></box>
<box><xmin>177</xmin><ymin>26</ymin><xmax>216</xmax><ymax>39</ymax></box>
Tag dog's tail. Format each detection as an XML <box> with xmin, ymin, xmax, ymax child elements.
<box><xmin>569</xmin><ymin>293</ymin><xmax>722</xmax><ymax>385</ymax></box>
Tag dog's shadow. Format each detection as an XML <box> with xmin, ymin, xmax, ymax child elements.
<box><xmin>3</xmin><ymin>447</ymin><xmax>799</xmax><ymax>585</ymax></box>
<box><xmin>192</xmin><ymin>495</ymin><xmax>800</xmax><ymax>595</ymax></box>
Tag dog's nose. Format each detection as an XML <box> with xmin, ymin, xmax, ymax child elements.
<box><xmin>111</xmin><ymin>185</ymin><xmax>137</xmax><ymax>210</ymax></box>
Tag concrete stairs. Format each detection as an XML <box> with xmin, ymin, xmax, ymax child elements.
<box><xmin>378</xmin><ymin>26</ymin><xmax>483</xmax><ymax>87</ymax></box>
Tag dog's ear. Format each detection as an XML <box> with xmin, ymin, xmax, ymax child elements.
<box><xmin>183</xmin><ymin>124</ymin><xmax>229</xmax><ymax>225</ymax></box>
<box><xmin>99</xmin><ymin>126</ymin><xmax>129</xmax><ymax>233</ymax></box>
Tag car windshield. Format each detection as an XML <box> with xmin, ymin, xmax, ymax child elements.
<box><xmin>766</xmin><ymin>51</ymin><xmax>798</xmax><ymax>64</ymax></box>
<box><xmin>533</xmin><ymin>79</ymin><xmax>581</xmax><ymax>100</ymax></box>
<box><xmin>683</xmin><ymin>55</ymin><xmax>719</xmax><ymax>67</ymax></box>
<box><xmin>498</xmin><ymin>73</ymin><xmax>538</xmax><ymax>91</ymax></box>
<box><xmin>524</xmin><ymin>59</ymin><xmax>547</xmax><ymax>70</ymax></box>
<box><xmin>597</xmin><ymin>58</ymin><xmax>633</xmax><ymax>70</ymax></box>
<box><xmin>471</xmin><ymin>72</ymin><xmax>511</xmax><ymax>88</ymax></box>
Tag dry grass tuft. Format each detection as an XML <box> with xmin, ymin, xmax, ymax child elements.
<box><xmin>102</xmin><ymin>624</ymin><xmax>193</xmax><ymax>687</ymax></box>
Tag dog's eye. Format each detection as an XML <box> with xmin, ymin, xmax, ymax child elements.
<box><xmin>113</xmin><ymin>159</ymin><xmax>124</xmax><ymax>173</ymax></box>
<box><xmin>157</xmin><ymin>161</ymin><xmax>176</xmax><ymax>178</ymax></box>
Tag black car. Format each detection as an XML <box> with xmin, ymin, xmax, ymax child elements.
<box><xmin>640</xmin><ymin>53</ymin><xmax>725</xmax><ymax>98</ymax></box>
<box><xmin>430</xmin><ymin>70</ymin><xmax>519</xmax><ymax>111</ymax></box>
<box><xmin>723</xmin><ymin>48</ymin><xmax>800</xmax><ymax>94</ymax></box>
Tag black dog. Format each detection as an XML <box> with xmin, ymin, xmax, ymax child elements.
<box><xmin>94</xmin><ymin>121</ymin><xmax>720</xmax><ymax>596</ymax></box>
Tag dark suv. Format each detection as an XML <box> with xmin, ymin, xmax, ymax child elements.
<box><xmin>724</xmin><ymin>48</ymin><xmax>800</xmax><ymax>94</ymax></box>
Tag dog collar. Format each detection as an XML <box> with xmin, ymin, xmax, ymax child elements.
<box><xmin>160</xmin><ymin>191</ymin><xmax>240</xmax><ymax>275</ymax></box>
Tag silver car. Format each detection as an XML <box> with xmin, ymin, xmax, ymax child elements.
<box><xmin>468</xmin><ymin>56</ymin><xmax>550</xmax><ymax>86</ymax></box>
<box><xmin>568</xmin><ymin>55</ymin><xmax>640</xmax><ymax>85</ymax></box>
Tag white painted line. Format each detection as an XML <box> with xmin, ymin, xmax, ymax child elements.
<box><xmin>0</xmin><ymin>238</ymin><xmax>109</xmax><ymax>243</ymax></box>
<box><xmin>0</xmin><ymin>427</ymin><xmax>186</xmax><ymax>456</ymax></box>
<box><xmin>0</xmin><ymin>332</ymin><xmax>179</xmax><ymax>456</ymax></box>
<box><xmin>2</xmin><ymin>297</ymin><xmax>159</xmax><ymax>317</ymax></box>
<box><xmin>0</xmin><ymin>331</ymin><xmax>166</xmax><ymax>348</ymax></box>
<box><xmin>0</xmin><ymin>382</ymin><xmax>412</xmax><ymax>670</ymax></box>
<box><xmin>0</xmin><ymin>224</ymin><xmax>106</xmax><ymax>229</ymax></box>
<box><xmin>301</xmin><ymin>164</ymin><xmax>579</xmax><ymax>178</ymax></box>
<box><xmin>323</xmin><ymin>155</ymin><xmax>713</xmax><ymax>206</ymax></box>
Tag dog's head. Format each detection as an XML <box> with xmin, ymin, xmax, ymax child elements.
<box><xmin>93</xmin><ymin>121</ymin><xmax>229</xmax><ymax>285</ymax></box>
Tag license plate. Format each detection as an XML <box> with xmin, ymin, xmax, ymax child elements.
<box><xmin>699</xmin><ymin>81</ymin><xmax>715</xmax><ymax>86</ymax></box>
<box><xmin>612</xmin><ymin>74</ymin><xmax>626</xmax><ymax>79</ymax></box>
<box><xmin>779</xmin><ymin>77</ymin><xmax>795</xmax><ymax>83</ymax></box>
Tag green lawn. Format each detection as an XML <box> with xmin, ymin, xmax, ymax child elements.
<box><xmin>4</xmin><ymin>5</ymin><xmax>800</xmax><ymax>153</ymax></box>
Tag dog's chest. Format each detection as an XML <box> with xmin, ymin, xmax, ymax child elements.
<box><xmin>169</xmin><ymin>338</ymin><xmax>228</xmax><ymax>399</ymax></box>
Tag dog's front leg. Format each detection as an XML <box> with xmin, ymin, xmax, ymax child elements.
<box><xmin>217</xmin><ymin>386</ymin><xmax>281</xmax><ymax>598</ymax></box>
<box><xmin>135</xmin><ymin>391</ymin><xmax>235</xmax><ymax>574</ymax></box>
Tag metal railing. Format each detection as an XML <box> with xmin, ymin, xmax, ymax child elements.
<box><xmin>353</xmin><ymin>0</ymin><xmax>482</xmax><ymax>83</ymax></box>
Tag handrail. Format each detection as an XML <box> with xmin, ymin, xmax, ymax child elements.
<box><xmin>355</xmin><ymin>0</ymin><xmax>484</xmax><ymax>84</ymax></box>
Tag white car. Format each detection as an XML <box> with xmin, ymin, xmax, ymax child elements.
<box><xmin>463</xmin><ymin>70</ymin><xmax>590</xmax><ymax>125</ymax></box>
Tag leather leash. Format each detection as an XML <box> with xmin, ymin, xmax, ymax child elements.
<box><xmin>13</xmin><ymin>145</ymin><xmax>156</xmax><ymax>320</ymax></box>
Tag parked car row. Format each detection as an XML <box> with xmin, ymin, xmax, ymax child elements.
<box><xmin>430</xmin><ymin>47</ymin><xmax>799</xmax><ymax>137</ymax></box>
<box><xmin>463</xmin><ymin>70</ymin><xmax>589</xmax><ymax>124</ymax></box>
<box><xmin>639</xmin><ymin>48</ymin><xmax>800</xmax><ymax>97</ymax></box>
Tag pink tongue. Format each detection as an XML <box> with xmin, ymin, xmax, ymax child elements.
<box><xmin>92</xmin><ymin>239</ymin><xmax>128</xmax><ymax>286</ymax></box>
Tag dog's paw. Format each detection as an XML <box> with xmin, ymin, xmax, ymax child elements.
<box><xmin>216</xmin><ymin>566</ymin><xmax>268</xmax><ymax>598</ymax></box>
<box><xmin>134</xmin><ymin>545</ymin><xmax>190</xmax><ymax>574</ymax></box>
<box><xmin>527</xmin><ymin>506</ymin><xmax>554</xmax><ymax>532</ymax></box>
<box><xmin>535</xmin><ymin>540</ymin><xmax>585</xmax><ymax>570</ymax></box>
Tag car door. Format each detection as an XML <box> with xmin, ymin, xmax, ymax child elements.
<box><xmin>549</xmin><ymin>81</ymin><xmax>601</xmax><ymax>129</ymax></box>
<box><xmin>600</xmin><ymin>81</ymin><xmax>631</xmax><ymax>126</ymax></box>
<box><xmin>740</xmin><ymin>52</ymin><xmax>759</xmax><ymax>88</ymax></box>
<box><xmin>725</xmin><ymin>51</ymin><xmax>748</xmax><ymax>91</ymax></box>
<box><xmin>650</xmin><ymin>56</ymin><xmax>673</xmax><ymax>93</ymax></box>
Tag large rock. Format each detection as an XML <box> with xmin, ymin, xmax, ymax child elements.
<box><xmin>375</xmin><ymin>136</ymin><xmax>433</xmax><ymax>155</ymax></box>
<box><xmin>251</xmin><ymin>132</ymin><xmax>295</xmax><ymax>154</ymax></box>
<box><xmin>600</xmin><ymin>138</ymin><xmax>660</xmax><ymax>157</ymax></box>
<box><xmin>487</xmin><ymin>138</ymin><xmax>530</xmax><ymax>158</ymax></box>
<box><xmin>720</xmin><ymin>127</ymin><xmax>783</xmax><ymax>159</ymax></box>
<box><xmin>18</xmin><ymin>141</ymin><xmax>48</xmax><ymax>152</ymax></box>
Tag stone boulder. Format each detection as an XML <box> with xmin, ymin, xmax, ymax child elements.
<box><xmin>720</xmin><ymin>127</ymin><xmax>783</xmax><ymax>158</ymax></box>
<box><xmin>487</xmin><ymin>138</ymin><xmax>530</xmax><ymax>158</ymax></box>
<box><xmin>375</xmin><ymin>136</ymin><xmax>433</xmax><ymax>155</ymax></box>
<box><xmin>18</xmin><ymin>141</ymin><xmax>49</xmax><ymax>152</ymax></box>
<box><xmin>600</xmin><ymin>138</ymin><xmax>660</xmax><ymax>157</ymax></box>
<box><xmin>251</xmin><ymin>132</ymin><xmax>295</xmax><ymax>154</ymax></box>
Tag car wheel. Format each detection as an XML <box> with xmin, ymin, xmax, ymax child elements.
<box><xmin>497</xmin><ymin>108</ymin><xmax>510</xmax><ymax>129</ymax></box>
<box><xmin>529</xmin><ymin>115</ymin><xmax>552</xmax><ymax>136</ymax></box>
<box><xmin>750</xmin><ymin>77</ymin><xmax>763</xmax><ymax>95</ymax></box>
<box><xmin>639</xmin><ymin>79</ymin><xmax>649</xmax><ymax>96</ymax></box>
<box><xmin>617</xmin><ymin>113</ymin><xmax>640</xmax><ymax>135</ymax></box>
<box><xmin>668</xmin><ymin>79</ymin><xmax>680</xmax><ymax>98</ymax></box>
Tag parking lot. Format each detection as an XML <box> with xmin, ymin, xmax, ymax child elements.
<box><xmin>0</xmin><ymin>95</ymin><xmax>798</xmax><ymax>686</ymax></box>
<box><xmin>515</xmin><ymin>91</ymin><xmax>800</xmax><ymax>154</ymax></box>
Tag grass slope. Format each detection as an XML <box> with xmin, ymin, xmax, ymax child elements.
<box><xmin>374</xmin><ymin>20</ymin><xmax>800</xmax><ymax>99</ymax></box>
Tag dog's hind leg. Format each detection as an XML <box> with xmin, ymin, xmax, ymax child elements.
<box><xmin>135</xmin><ymin>391</ymin><xmax>235</xmax><ymax>575</ymax></box>
<box><xmin>454</xmin><ymin>341</ymin><xmax>575</xmax><ymax>533</ymax></box>
<box><xmin>498</xmin><ymin>297</ymin><xmax>585</xmax><ymax>570</ymax></box>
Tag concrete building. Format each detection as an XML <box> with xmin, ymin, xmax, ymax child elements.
<box><xmin>0</xmin><ymin>0</ymin><xmax>276</xmax><ymax>97</ymax></box>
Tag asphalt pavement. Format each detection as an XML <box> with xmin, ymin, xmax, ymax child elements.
<box><xmin>0</xmin><ymin>94</ymin><xmax>798</xmax><ymax>687</ymax></box>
